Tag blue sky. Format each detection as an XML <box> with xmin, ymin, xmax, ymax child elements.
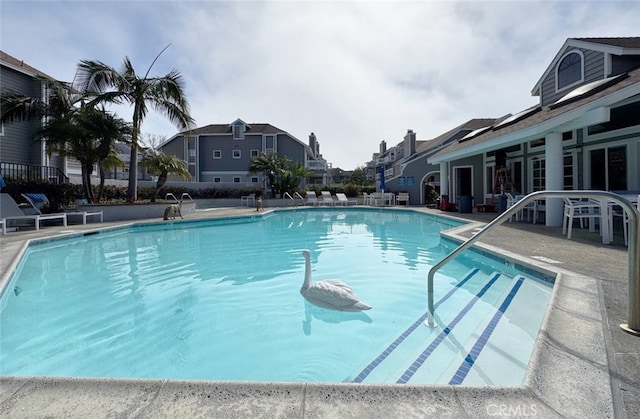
<box><xmin>2</xmin><ymin>1</ymin><xmax>639</xmax><ymax>169</ymax></box>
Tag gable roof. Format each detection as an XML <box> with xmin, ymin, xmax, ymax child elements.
<box><xmin>163</xmin><ymin>120</ymin><xmax>308</xmax><ymax>149</ymax></box>
<box><xmin>416</xmin><ymin>118</ymin><xmax>497</xmax><ymax>155</ymax></box>
<box><xmin>0</xmin><ymin>50</ymin><xmax>54</xmax><ymax>80</ymax></box>
<box><xmin>531</xmin><ymin>37</ymin><xmax>640</xmax><ymax>96</ymax></box>
<box><xmin>178</xmin><ymin>122</ymin><xmax>286</xmax><ymax>136</ymax></box>
<box><xmin>431</xmin><ymin>65</ymin><xmax>640</xmax><ymax>163</ymax></box>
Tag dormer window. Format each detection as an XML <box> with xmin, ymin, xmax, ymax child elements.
<box><xmin>232</xmin><ymin>122</ymin><xmax>246</xmax><ymax>140</ymax></box>
<box><xmin>557</xmin><ymin>51</ymin><xmax>583</xmax><ymax>90</ymax></box>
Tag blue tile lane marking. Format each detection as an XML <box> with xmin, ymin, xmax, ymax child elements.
<box><xmin>396</xmin><ymin>272</ymin><xmax>503</xmax><ymax>384</ymax></box>
<box><xmin>351</xmin><ymin>268</ymin><xmax>481</xmax><ymax>383</ymax></box>
<box><xmin>448</xmin><ymin>277</ymin><xmax>525</xmax><ymax>385</ymax></box>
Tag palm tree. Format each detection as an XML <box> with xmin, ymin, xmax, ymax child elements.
<box><xmin>73</xmin><ymin>47</ymin><xmax>195</xmax><ymax>201</ymax></box>
<box><xmin>140</xmin><ymin>151</ymin><xmax>191</xmax><ymax>201</ymax></box>
<box><xmin>248</xmin><ymin>152</ymin><xmax>288</xmax><ymax>197</ymax></box>
<box><xmin>279</xmin><ymin>162</ymin><xmax>312</xmax><ymax>195</ymax></box>
<box><xmin>43</xmin><ymin>105</ymin><xmax>131</xmax><ymax>202</ymax></box>
<box><xmin>1</xmin><ymin>80</ymin><xmax>130</xmax><ymax>201</ymax></box>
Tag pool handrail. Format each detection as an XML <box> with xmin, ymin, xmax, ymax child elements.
<box><xmin>283</xmin><ymin>192</ymin><xmax>295</xmax><ymax>207</ymax></box>
<box><xmin>283</xmin><ymin>192</ymin><xmax>305</xmax><ymax>207</ymax></box>
<box><xmin>426</xmin><ymin>190</ymin><xmax>640</xmax><ymax>336</ymax></box>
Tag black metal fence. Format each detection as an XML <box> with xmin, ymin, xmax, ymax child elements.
<box><xmin>0</xmin><ymin>162</ymin><xmax>69</xmax><ymax>184</ymax></box>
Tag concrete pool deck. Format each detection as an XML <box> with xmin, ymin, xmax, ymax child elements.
<box><xmin>0</xmin><ymin>205</ymin><xmax>638</xmax><ymax>418</ymax></box>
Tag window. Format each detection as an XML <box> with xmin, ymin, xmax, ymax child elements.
<box><xmin>232</xmin><ymin>150</ymin><xmax>241</xmax><ymax>159</ymax></box>
<box><xmin>531</xmin><ymin>158</ymin><xmax>545</xmax><ymax>192</ymax></box>
<box><xmin>590</xmin><ymin>146</ymin><xmax>627</xmax><ymax>191</ymax></box>
<box><xmin>563</xmin><ymin>154</ymin><xmax>574</xmax><ymax>190</ymax></box>
<box><xmin>407</xmin><ymin>176</ymin><xmax>415</xmax><ymax>186</ymax></box>
<box><xmin>233</xmin><ymin>123</ymin><xmax>245</xmax><ymax>140</ymax></box>
<box><xmin>233</xmin><ymin>177</ymin><xmax>241</xmax><ymax>183</ymax></box>
<box><xmin>213</xmin><ymin>150</ymin><xmax>222</xmax><ymax>159</ymax></box>
<box><xmin>264</xmin><ymin>135</ymin><xmax>276</xmax><ymax>153</ymax></box>
<box><xmin>214</xmin><ymin>177</ymin><xmax>221</xmax><ymax>183</ymax></box>
<box><xmin>251</xmin><ymin>149</ymin><xmax>259</xmax><ymax>158</ymax></box>
<box><xmin>251</xmin><ymin>176</ymin><xmax>259</xmax><ymax>183</ymax></box>
<box><xmin>557</xmin><ymin>51</ymin><xmax>583</xmax><ymax>90</ymax></box>
<box><xmin>188</xmin><ymin>149</ymin><xmax>196</xmax><ymax>164</ymax></box>
<box><xmin>398</xmin><ymin>177</ymin><xmax>405</xmax><ymax>186</ymax></box>
<box><xmin>588</xmin><ymin>101</ymin><xmax>640</xmax><ymax>135</ymax></box>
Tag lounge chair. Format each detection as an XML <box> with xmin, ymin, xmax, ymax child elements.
<box><xmin>320</xmin><ymin>191</ymin><xmax>335</xmax><ymax>205</ymax></box>
<box><xmin>1</xmin><ymin>193</ymin><xmax>66</xmax><ymax>232</ymax></box>
<box><xmin>335</xmin><ymin>193</ymin><xmax>357</xmax><ymax>206</ymax></box>
<box><xmin>64</xmin><ymin>197</ymin><xmax>104</xmax><ymax>225</ymax></box>
<box><xmin>305</xmin><ymin>192</ymin><xmax>320</xmax><ymax>206</ymax></box>
<box><xmin>23</xmin><ymin>193</ymin><xmax>102</xmax><ymax>226</ymax></box>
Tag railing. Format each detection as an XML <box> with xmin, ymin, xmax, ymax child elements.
<box><xmin>283</xmin><ymin>192</ymin><xmax>295</xmax><ymax>207</ymax></box>
<box><xmin>283</xmin><ymin>192</ymin><xmax>305</xmax><ymax>207</ymax></box>
<box><xmin>426</xmin><ymin>190</ymin><xmax>640</xmax><ymax>336</ymax></box>
<box><xmin>1</xmin><ymin>162</ymin><xmax>69</xmax><ymax>184</ymax></box>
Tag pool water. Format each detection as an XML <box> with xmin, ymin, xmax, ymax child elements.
<box><xmin>0</xmin><ymin>208</ymin><xmax>552</xmax><ymax>385</ymax></box>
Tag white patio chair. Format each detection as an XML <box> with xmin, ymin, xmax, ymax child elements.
<box><xmin>240</xmin><ymin>193</ymin><xmax>256</xmax><ymax>207</ymax></box>
<box><xmin>562</xmin><ymin>197</ymin><xmax>601</xmax><ymax>240</ymax></box>
<box><xmin>396</xmin><ymin>192</ymin><xmax>409</xmax><ymax>206</ymax></box>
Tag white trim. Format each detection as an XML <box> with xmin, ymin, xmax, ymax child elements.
<box><xmin>532</xmin><ymin>38</ymin><xmax>640</xmax><ymax>95</ymax></box>
<box><xmin>232</xmin><ymin>150</ymin><xmax>241</xmax><ymax>159</ymax></box>
<box><xmin>556</xmin><ymin>50</ymin><xmax>585</xmax><ymax>93</ymax></box>
<box><xmin>604</xmin><ymin>53</ymin><xmax>612</xmax><ymax>77</ymax></box>
<box><xmin>583</xmin><ymin>138</ymin><xmax>637</xmax><ymax>190</ymax></box>
<box><xmin>430</xmin><ymin>81</ymin><xmax>640</xmax><ymax>163</ymax></box>
<box><xmin>452</xmin><ymin>165</ymin><xmax>473</xmax><ymax>201</ymax></box>
<box><xmin>213</xmin><ymin>150</ymin><xmax>222</xmax><ymax>159</ymax></box>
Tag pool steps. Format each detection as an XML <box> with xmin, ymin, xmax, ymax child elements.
<box><xmin>351</xmin><ymin>269</ymin><xmax>534</xmax><ymax>385</ymax></box>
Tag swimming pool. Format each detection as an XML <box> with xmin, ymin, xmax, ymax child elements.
<box><xmin>0</xmin><ymin>208</ymin><xmax>552</xmax><ymax>385</ymax></box>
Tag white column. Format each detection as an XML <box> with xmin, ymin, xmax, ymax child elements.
<box><xmin>545</xmin><ymin>132</ymin><xmax>563</xmax><ymax>226</ymax></box>
<box><xmin>439</xmin><ymin>162</ymin><xmax>449</xmax><ymax>198</ymax></box>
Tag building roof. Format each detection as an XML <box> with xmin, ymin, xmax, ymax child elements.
<box><xmin>179</xmin><ymin>122</ymin><xmax>286</xmax><ymax>136</ymax></box>
<box><xmin>431</xmin><ymin>65</ymin><xmax>640</xmax><ymax>162</ymax></box>
<box><xmin>0</xmin><ymin>50</ymin><xmax>54</xmax><ymax>80</ymax></box>
<box><xmin>532</xmin><ymin>37</ymin><xmax>640</xmax><ymax>96</ymax></box>
<box><xmin>415</xmin><ymin>118</ymin><xmax>497</xmax><ymax>155</ymax></box>
<box><xmin>573</xmin><ymin>37</ymin><xmax>640</xmax><ymax>49</ymax></box>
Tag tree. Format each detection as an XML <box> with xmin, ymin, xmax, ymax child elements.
<box><xmin>140</xmin><ymin>151</ymin><xmax>191</xmax><ymax>201</ymax></box>
<box><xmin>1</xmin><ymin>80</ymin><xmax>130</xmax><ymax>202</ymax></box>
<box><xmin>248</xmin><ymin>152</ymin><xmax>311</xmax><ymax>196</ymax></box>
<box><xmin>248</xmin><ymin>152</ymin><xmax>288</xmax><ymax>197</ymax></box>
<box><xmin>73</xmin><ymin>46</ymin><xmax>194</xmax><ymax>201</ymax></box>
<box><xmin>348</xmin><ymin>166</ymin><xmax>371</xmax><ymax>186</ymax></box>
<box><xmin>279</xmin><ymin>162</ymin><xmax>312</xmax><ymax>195</ymax></box>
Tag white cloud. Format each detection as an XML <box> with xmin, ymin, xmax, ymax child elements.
<box><xmin>2</xmin><ymin>0</ymin><xmax>639</xmax><ymax>169</ymax></box>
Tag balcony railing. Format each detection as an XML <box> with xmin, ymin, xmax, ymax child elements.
<box><xmin>0</xmin><ymin>162</ymin><xmax>69</xmax><ymax>184</ymax></box>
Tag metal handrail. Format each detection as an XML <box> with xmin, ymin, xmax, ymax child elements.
<box><xmin>283</xmin><ymin>192</ymin><xmax>295</xmax><ymax>207</ymax></box>
<box><xmin>426</xmin><ymin>190</ymin><xmax>640</xmax><ymax>336</ymax></box>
